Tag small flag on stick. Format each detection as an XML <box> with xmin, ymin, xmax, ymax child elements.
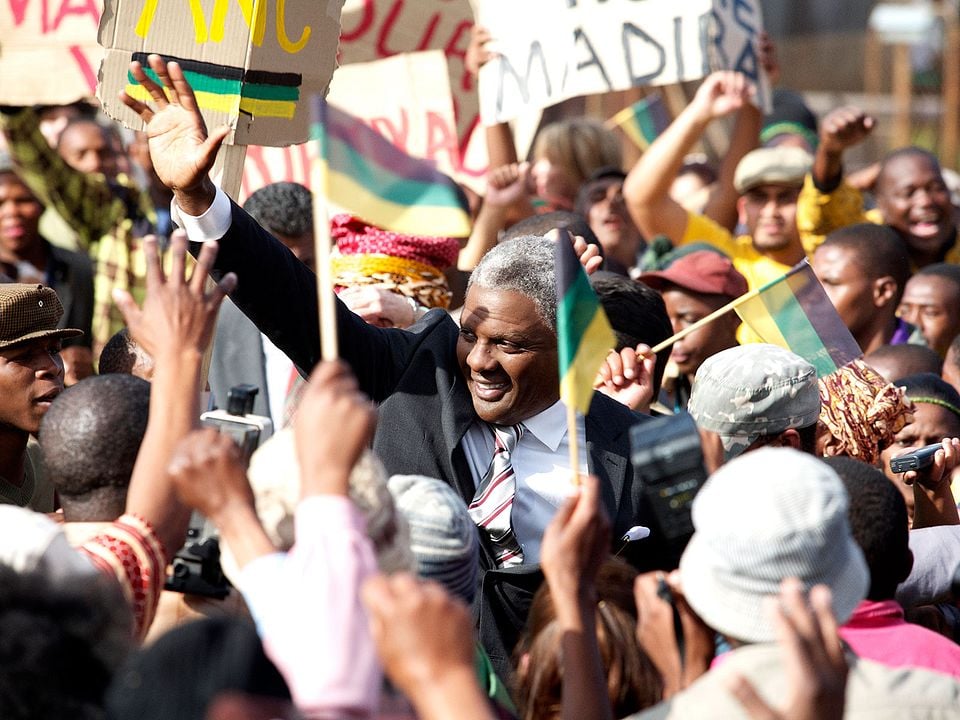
<box><xmin>556</xmin><ymin>238</ymin><xmax>616</xmax><ymax>414</ymax></box>
<box><xmin>734</xmin><ymin>260</ymin><xmax>862</xmax><ymax>376</ymax></box>
<box><xmin>310</xmin><ymin>99</ymin><xmax>472</xmax><ymax>238</ymax></box>
<box><xmin>607</xmin><ymin>93</ymin><xmax>672</xmax><ymax>150</ymax></box>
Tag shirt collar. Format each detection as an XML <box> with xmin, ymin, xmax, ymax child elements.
<box><xmin>521</xmin><ymin>400</ymin><xmax>570</xmax><ymax>452</ymax></box>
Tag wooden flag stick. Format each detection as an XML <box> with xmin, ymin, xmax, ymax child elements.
<box><xmin>311</xmin><ymin>157</ymin><xmax>338</xmax><ymax>361</ymax></box>
<box><xmin>647</xmin><ymin>284</ymin><xmax>763</xmax><ymax>356</ymax></box>
<box><xmin>567</xmin><ymin>402</ymin><xmax>581</xmax><ymax>487</ymax></box>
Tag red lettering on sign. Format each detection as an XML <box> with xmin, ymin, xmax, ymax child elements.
<box><xmin>445</xmin><ymin>20</ymin><xmax>474</xmax><ymax>92</ymax></box>
<box><xmin>50</xmin><ymin>0</ymin><xmax>98</xmax><ymax>30</ymax></box>
<box><xmin>340</xmin><ymin>0</ymin><xmax>373</xmax><ymax>41</ymax></box>
<box><xmin>69</xmin><ymin>46</ymin><xmax>98</xmax><ymax>94</ymax></box>
<box><xmin>368</xmin><ymin>111</ymin><xmax>410</xmax><ymax>150</ymax></box>
<box><xmin>425</xmin><ymin>110</ymin><xmax>459</xmax><ymax>171</ymax></box>
<box><xmin>376</xmin><ymin>0</ymin><xmax>444</xmax><ymax>57</ymax></box>
<box><xmin>8</xmin><ymin>0</ymin><xmax>30</xmax><ymax>26</ymax></box>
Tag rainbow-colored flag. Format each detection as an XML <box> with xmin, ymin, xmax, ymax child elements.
<box><xmin>556</xmin><ymin>236</ymin><xmax>616</xmax><ymax>414</ymax></box>
<box><xmin>126</xmin><ymin>52</ymin><xmax>300</xmax><ymax>120</ymax></box>
<box><xmin>607</xmin><ymin>93</ymin><xmax>671</xmax><ymax>150</ymax></box>
<box><xmin>734</xmin><ymin>260</ymin><xmax>862</xmax><ymax>376</ymax></box>
<box><xmin>310</xmin><ymin>99</ymin><xmax>471</xmax><ymax>238</ymax></box>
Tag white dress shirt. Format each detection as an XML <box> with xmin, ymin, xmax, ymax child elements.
<box><xmin>461</xmin><ymin>400</ymin><xmax>586</xmax><ymax>564</ymax></box>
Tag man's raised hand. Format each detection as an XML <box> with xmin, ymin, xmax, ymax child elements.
<box><xmin>112</xmin><ymin>229</ymin><xmax>236</xmax><ymax>358</ymax></box>
<box><xmin>120</xmin><ymin>54</ymin><xmax>231</xmax><ymax>211</ymax></box>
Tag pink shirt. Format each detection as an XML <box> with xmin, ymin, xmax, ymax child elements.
<box><xmin>240</xmin><ymin>495</ymin><xmax>381</xmax><ymax>719</ymax></box>
<box><xmin>840</xmin><ymin>599</ymin><xmax>960</xmax><ymax>679</ymax></box>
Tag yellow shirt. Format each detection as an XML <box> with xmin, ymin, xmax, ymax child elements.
<box><xmin>679</xmin><ymin>212</ymin><xmax>798</xmax><ymax>344</ymax></box>
<box><xmin>796</xmin><ymin>175</ymin><xmax>960</xmax><ymax>266</ymax></box>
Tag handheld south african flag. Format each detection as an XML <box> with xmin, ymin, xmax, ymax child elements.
<box><xmin>607</xmin><ymin>93</ymin><xmax>671</xmax><ymax>150</ymax></box>
<box><xmin>734</xmin><ymin>260</ymin><xmax>862</xmax><ymax>377</ymax></box>
<box><xmin>555</xmin><ymin>237</ymin><xmax>616</xmax><ymax>413</ymax></box>
<box><xmin>310</xmin><ymin>99</ymin><xmax>472</xmax><ymax>238</ymax></box>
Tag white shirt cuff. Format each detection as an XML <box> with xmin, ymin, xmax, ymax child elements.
<box><xmin>170</xmin><ymin>185</ymin><xmax>232</xmax><ymax>242</ymax></box>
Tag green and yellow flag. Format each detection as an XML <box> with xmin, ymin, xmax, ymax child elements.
<box><xmin>555</xmin><ymin>237</ymin><xmax>616</xmax><ymax>413</ymax></box>
<box><xmin>735</xmin><ymin>260</ymin><xmax>862</xmax><ymax>376</ymax></box>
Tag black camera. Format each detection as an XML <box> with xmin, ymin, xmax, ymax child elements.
<box><xmin>165</xmin><ymin>384</ymin><xmax>273</xmax><ymax>598</ymax></box>
<box><xmin>630</xmin><ymin>412</ymin><xmax>709</xmax><ymax>566</ymax></box>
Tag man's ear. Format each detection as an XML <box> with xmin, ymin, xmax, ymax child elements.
<box><xmin>873</xmin><ymin>276</ymin><xmax>898</xmax><ymax>309</ymax></box>
<box><xmin>776</xmin><ymin>428</ymin><xmax>802</xmax><ymax>451</ymax></box>
<box><xmin>736</xmin><ymin>195</ymin><xmax>748</xmax><ymax>226</ymax></box>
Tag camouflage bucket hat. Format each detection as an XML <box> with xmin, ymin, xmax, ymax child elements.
<box><xmin>688</xmin><ymin>344</ymin><xmax>820</xmax><ymax>458</ymax></box>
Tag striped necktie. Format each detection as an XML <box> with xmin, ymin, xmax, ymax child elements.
<box><xmin>469</xmin><ymin>424</ymin><xmax>525</xmax><ymax>568</ymax></box>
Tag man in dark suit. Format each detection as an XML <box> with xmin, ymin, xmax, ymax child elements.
<box><xmin>122</xmin><ymin>56</ymin><xmax>670</xmax><ymax>673</ymax></box>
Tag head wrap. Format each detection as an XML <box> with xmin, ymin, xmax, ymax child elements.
<box><xmin>330</xmin><ymin>214</ymin><xmax>460</xmax><ymax>309</ymax></box>
<box><xmin>818</xmin><ymin>359</ymin><xmax>914</xmax><ymax>465</ymax></box>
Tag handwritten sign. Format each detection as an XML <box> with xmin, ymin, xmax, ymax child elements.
<box><xmin>477</xmin><ymin>0</ymin><xmax>770</xmax><ymax>124</ymax></box>
<box><xmin>96</xmin><ymin>0</ymin><xmax>344</xmax><ymax>146</ymax></box>
<box><xmin>239</xmin><ymin>50</ymin><xmax>461</xmax><ymax>200</ymax></box>
<box><xmin>0</xmin><ymin>0</ymin><xmax>103</xmax><ymax>103</ymax></box>
<box><xmin>338</xmin><ymin>0</ymin><xmax>486</xmax><ymax>188</ymax></box>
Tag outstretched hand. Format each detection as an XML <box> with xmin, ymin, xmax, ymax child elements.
<box><xmin>293</xmin><ymin>360</ymin><xmax>377</xmax><ymax>498</ymax></box>
<box><xmin>819</xmin><ymin>106</ymin><xmax>875</xmax><ymax>156</ymax></box>
<box><xmin>167</xmin><ymin>427</ymin><xmax>254</xmax><ymax>523</ymax></box>
<box><xmin>595</xmin><ymin>344</ymin><xmax>657</xmax><ymax>412</ymax></box>
<box><xmin>112</xmin><ymin>230</ymin><xmax>236</xmax><ymax>358</ymax></box>
<box><xmin>690</xmin><ymin>71</ymin><xmax>754</xmax><ymax>122</ymax></box>
<box><xmin>120</xmin><ymin>54</ymin><xmax>231</xmax><ymax>210</ymax></box>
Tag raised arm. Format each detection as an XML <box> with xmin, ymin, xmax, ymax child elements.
<box><xmin>623</xmin><ymin>72</ymin><xmax>752</xmax><ymax>244</ymax></box>
<box><xmin>812</xmin><ymin>106</ymin><xmax>876</xmax><ymax>192</ymax></box>
<box><xmin>112</xmin><ymin>231</ymin><xmax>235</xmax><ymax>558</ymax></box>
<box><xmin>120</xmin><ymin>54</ymin><xmax>440</xmax><ymax>401</ymax></box>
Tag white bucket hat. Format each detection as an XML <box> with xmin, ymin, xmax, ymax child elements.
<box><xmin>679</xmin><ymin>447</ymin><xmax>869</xmax><ymax>643</ymax></box>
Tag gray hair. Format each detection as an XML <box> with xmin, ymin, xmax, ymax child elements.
<box><xmin>467</xmin><ymin>236</ymin><xmax>557</xmax><ymax>330</ymax></box>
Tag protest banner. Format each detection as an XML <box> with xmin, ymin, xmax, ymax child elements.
<box><xmin>338</xmin><ymin>0</ymin><xmax>487</xmax><ymax>188</ymax></box>
<box><xmin>476</xmin><ymin>0</ymin><xmax>770</xmax><ymax>125</ymax></box>
<box><xmin>96</xmin><ymin>0</ymin><xmax>344</xmax><ymax>148</ymax></box>
<box><xmin>0</xmin><ymin>0</ymin><xmax>103</xmax><ymax>103</ymax></box>
<box><xmin>239</xmin><ymin>50</ymin><xmax>461</xmax><ymax>201</ymax></box>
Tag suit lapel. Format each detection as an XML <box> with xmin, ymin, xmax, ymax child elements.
<box><xmin>585</xmin><ymin>403</ymin><xmax>628</xmax><ymax>522</ymax></box>
<box><xmin>442</xmin><ymin>371</ymin><xmax>480</xmax><ymax>505</ymax></box>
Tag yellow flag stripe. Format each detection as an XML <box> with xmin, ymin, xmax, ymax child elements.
<box><xmin>559</xmin><ymin>311</ymin><xmax>615</xmax><ymax>414</ymax></box>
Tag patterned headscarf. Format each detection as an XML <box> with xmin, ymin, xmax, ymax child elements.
<box><xmin>818</xmin><ymin>359</ymin><xmax>914</xmax><ymax>465</ymax></box>
<box><xmin>330</xmin><ymin>214</ymin><xmax>460</xmax><ymax>309</ymax></box>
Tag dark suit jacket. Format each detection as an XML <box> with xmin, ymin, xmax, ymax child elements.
<box><xmin>209</xmin><ymin>298</ymin><xmax>271</xmax><ymax>419</ymax></box>
<box><xmin>207</xmin><ymin>202</ymin><xmax>672</xmax><ymax>674</ymax></box>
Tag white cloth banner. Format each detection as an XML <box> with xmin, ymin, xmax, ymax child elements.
<box><xmin>476</xmin><ymin>0</ymin><xmax>769</xmax><ymax>124</ymax></box>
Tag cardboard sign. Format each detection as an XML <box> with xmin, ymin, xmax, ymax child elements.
<box><xmin>0</xmin><ymin>0</ymin><xmax>103</xmax><ymax>103</ymax></box>
<box><xmin>477</xmin><ymin>0</ymin><xmax>770</xmax><ymax>124</ymax></box>
<box><xmin>239</xmin><ymin>49</ymin><xmax>461</xmax><ymax>200</ymax></box>
<box><xmin>96</xmin><ymin>0</ymin><xmax>344</xmax><ymax>146</ymax></box>
<box><xmin>338</xmin><ymin>0</ymin><xmax>487</xmax><ymax>187</ymax></box>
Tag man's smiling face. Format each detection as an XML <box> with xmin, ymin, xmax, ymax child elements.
<box><xmin>456</xmin><ymin>285</ymin><xmax>559</xmax><ymax>426</ymax></box>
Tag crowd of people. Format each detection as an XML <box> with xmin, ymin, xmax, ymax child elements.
<box><xmin>2</xmin><ymin>22</ymin><xmax>960</xmax><ymax>720</ymax></box>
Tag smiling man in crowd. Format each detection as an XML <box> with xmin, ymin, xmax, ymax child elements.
<box><xmin>120</xmin><ymin>57</ymin><xmax>670</xmax><ymax>678</ymax></box>
<box><xmin>0</xmin><ymin>284</ymin><xmax>81</xmax><ymax>510</ymax></box>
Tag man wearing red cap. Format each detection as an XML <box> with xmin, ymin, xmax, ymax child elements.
<box><xmin>639</xmin><ymin>251</ymin><xmax>747</xmax><ymax>412</ymax></box>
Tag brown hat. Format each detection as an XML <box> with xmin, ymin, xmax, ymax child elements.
<box><xmin>638</xmin><ymin>250</ymin><xmax>748</xmax><ymax>298</ymax></box>
<box><xmin>733</xmin><ymin>146</ymin><xmax>812</xmax><ymax>194</ymax></box>
<box><xmin>0</xmin><ymin>284</ymin><xmax>83</xmax><ymax>349</ymax></box>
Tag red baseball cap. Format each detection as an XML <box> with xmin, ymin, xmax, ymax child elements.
<box><xmin>638</xmin><ymin>250</ymin><xmax>748</xmax><ymax>298</ymax></box>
